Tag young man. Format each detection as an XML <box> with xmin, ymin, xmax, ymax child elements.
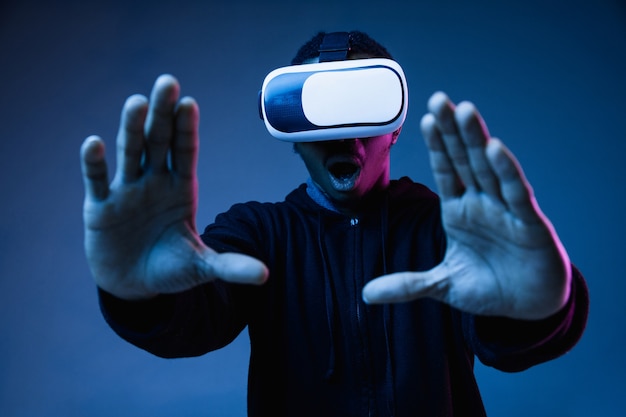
<box><xmin>80</xmin><ymin>31</ymin><xmax>588</xmax><ymax>416</ymax></box>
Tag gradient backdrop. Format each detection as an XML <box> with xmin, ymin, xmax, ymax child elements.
<box><xmin>1</xmin><ymin>0</ymin><xmax>625</xmax><ymax>416</ymax></box>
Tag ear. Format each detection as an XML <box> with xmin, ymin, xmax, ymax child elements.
<box><xmin>391</xmin><ymin>126</ymin><xmax>402</xmax><ymax>144</ymax></box>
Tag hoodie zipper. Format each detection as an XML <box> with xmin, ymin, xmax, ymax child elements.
<box><xmin>350</xmin><ymin>216</ymin><xmax>372</xmax><ymax>415</ymax></box>
<box><xmin>350</xmin><ymin>216</ymin><xmax>362</xmax><ymax>330</ymax></box>
<box><xmin>352</xmin><ymin>217</ymin><xmax>363</xmax><ymax>335</ymax></box>
<box><xmin>352</xmin><ymin>212</ymin><xmax>396</xmax><ymax>417</ymax></box>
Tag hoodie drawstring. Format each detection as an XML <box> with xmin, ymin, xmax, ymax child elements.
<box><xmin>318</xmin><ymin>211</ymin><xmax>337</xmax><ymax>380</ymax></box>
<box><xmin>381</xmin><ymin>196</ymin><xmax>397</xmax><ymax>416</ymax></box>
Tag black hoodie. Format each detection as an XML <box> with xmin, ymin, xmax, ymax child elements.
<box><xmin>99</xmin><ymin>177</ymin><xmax>589</xmax><ymax>417</ymax></box>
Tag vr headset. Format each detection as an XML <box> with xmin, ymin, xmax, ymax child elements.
<box><xmin>258</xmin><ymin>32</ymin><xmax>408</xmax><ymax>142</ymax></box>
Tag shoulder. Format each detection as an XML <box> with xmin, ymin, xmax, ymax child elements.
<box><xmin>389</xmin><ymin>176</ymin><xmax>439</xmax><ymax>199</ymax></box>
<box><xmin>217</xmin><ymin>182</ymin><xmax>312</xmax><ymax>221</ymax></box>
<box><xmin>200</xmin><ymin>183</ymin><xmax>312</xmax><ymax>249</ymax></box>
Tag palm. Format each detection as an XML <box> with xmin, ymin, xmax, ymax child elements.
<box><xmin>363</xmin><ymin>92</ymin><xmax>570</xmax><ymax>320</ymax></box>
<box><xmin>83</xmin><ymin>167</ymin><xmax>201</xmax><ymax>298</ymax></box>
<box><xmin>439</xmin><ymin>186</ymin><xmax>567</xmax><ymax>317</ymax></box>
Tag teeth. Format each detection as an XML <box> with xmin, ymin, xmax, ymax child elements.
<box><xmin>330</xmin><ymin>174</ymin><xmax>356</xmax><ymax>191</ymax></box>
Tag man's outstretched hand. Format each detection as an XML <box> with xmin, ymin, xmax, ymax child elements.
<box><xmin>363</xmin><ymin>92</ymin><xmax>571</xmax><ymax>320</ymax></box>
<box><xmin>81</xmin><ymin>75</ymin><xmax>268</xmax><ymax>301</ymax></box>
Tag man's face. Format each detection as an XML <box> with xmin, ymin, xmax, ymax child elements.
<box><xmin>294</xmin><ymin>131</ymin><xmax>397</xmax><ymax>212</ymax></box>
<box><xmin>294</xmin><ymin>52</ymin><xmax>400</xmax><ymax>212</ymax></box>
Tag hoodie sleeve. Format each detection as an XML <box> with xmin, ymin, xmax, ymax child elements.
<box><xmin>97</xmin><ymin>280</ymin><xmax>249</xmax><ymax>359</ymax></box>
<box><xmin>464</xmin><ymin>263</ymin><xmax>589</xmax><ymax>372</ymax></box>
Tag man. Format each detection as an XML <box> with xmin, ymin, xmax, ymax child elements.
<box><xmin>80</xmin><ymin>31</ymin><xmax>588</xmax><ymax>416</ymax></box>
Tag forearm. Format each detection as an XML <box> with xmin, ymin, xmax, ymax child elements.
<box><xmin>97</xmin><ymin>281</ymin><xmax>247</xmax><ymax>358</ymax></box>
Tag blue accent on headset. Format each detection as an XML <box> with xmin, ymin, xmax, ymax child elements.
<box><xmin>263</xmin><ymin>71</ymin><xmax>317</xmax><ymax>133</ymax></box>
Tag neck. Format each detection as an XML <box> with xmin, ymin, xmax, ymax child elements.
<box><xmin>306</xmin><ymin>178</ymin><xmax>389</xmax><ymax>216</ymax></box>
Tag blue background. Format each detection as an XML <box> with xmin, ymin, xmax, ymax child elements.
<box><xmin>1</xmin><ymin>0</ymin><xmax>624</xmax><ymax>416</ymax></box>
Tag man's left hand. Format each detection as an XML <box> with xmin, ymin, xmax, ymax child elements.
<box><xmin>362</xmin><ymin>92</ymin><xmax>571</xmax><ymax>320</ymax></box>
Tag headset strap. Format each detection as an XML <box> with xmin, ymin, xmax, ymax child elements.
<box><xmin>318</xmin><ymin>32</ymin><xmax>350</xmax><ymax>62</ymax></box>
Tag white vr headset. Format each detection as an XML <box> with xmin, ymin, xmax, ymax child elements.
<box><xmin>259</xmin><ymin>58</ymin><xmax>408</xmax><ymax>142</ymax></box>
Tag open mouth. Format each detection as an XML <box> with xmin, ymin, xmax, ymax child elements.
<box><xmin>328</xmin><ymin>160</ymin><xmax>361</xmax><ymax>191</ymax></box>
<box><xmin>330</xmin><ymin>162</ymin><xmax>359</xmax><ymax>180</ymax></box>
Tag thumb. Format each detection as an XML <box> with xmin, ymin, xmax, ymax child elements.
<box><xmin>204</xmin><ymin>251</ymin><xmax>269</xmax><ymax>285</ymax></box>
<box><xmin>362</xmin><ymin>268</ymin><xmax>448</xmax><ymax>304</ymax></box>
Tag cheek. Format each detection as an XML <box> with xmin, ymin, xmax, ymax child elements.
<box><xmin>296</xmin><ymin>146</ymin><xmax>325</xmax><ymax>175</ymax></box>
<box><xmin>369</xmin><ymin>141</ymin><xmax>393</xmax><ymax>161</ymax></box>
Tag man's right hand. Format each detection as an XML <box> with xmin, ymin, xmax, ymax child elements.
<box><xmin>80</xmin><ymin>74</ymin><xmax>268</xmax><ymax>301</ymax></box>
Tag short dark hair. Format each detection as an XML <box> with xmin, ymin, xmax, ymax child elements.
<box><xmin>291</xmin><ymin>30</ymin><xmax>393</xmax><ymax>65</ymax></box>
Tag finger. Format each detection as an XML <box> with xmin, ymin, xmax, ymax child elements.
<box><xmin>427</xmin><ymin>91</ymin><xmax>477</xmax><ymax>190</ymax></box>
<box><xmin>204</xmin><ymin>252</ymin><xmax>269</xmax><ymax>285</ymax></box>
<box><xmin>172</xmin><ymin>96</ymin><xmax>199</xmax><ymax>179</ymax></box>
<box><xmin>421</xmin><ymin>113</ymin><xmax>463</xmax><ymax>198</ymax></box>
<box><xmin>80</xmin><ymin>136</ymin><xmax>110</xmax><ymax>201</ymax></box>
<box><xmin>486</xmin><ymin>138</ymin><xmax>539</xmax><ymax>222</ymax></box>
<box><xmin>115</xmin><ymin>94</ymin><xmax>149</xmax><ymax>183</ymax></box>
<box><xmin>454</xmin><ymin>101</ymin><xmax>502</xmax><ymax>200</ymax></box>
<box><xmin>362</xmin><ymin>270</ymin><xmax>448</xmax><ymax>304</ymax></box>
<box><xmin>144</xmin><ymin>74</ymin><xmax>181</xmax><ymax>172</ymax></box>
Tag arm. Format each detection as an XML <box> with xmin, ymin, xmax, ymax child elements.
<box><xmin>97</xmin><ymin>282</ymin><xmax>250</xmax><ymax>358</ymax></box>
<box><xmin>81</xmin><ymin>75</ymin><xmax>269</xmax><ymax>355</ymax></box>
